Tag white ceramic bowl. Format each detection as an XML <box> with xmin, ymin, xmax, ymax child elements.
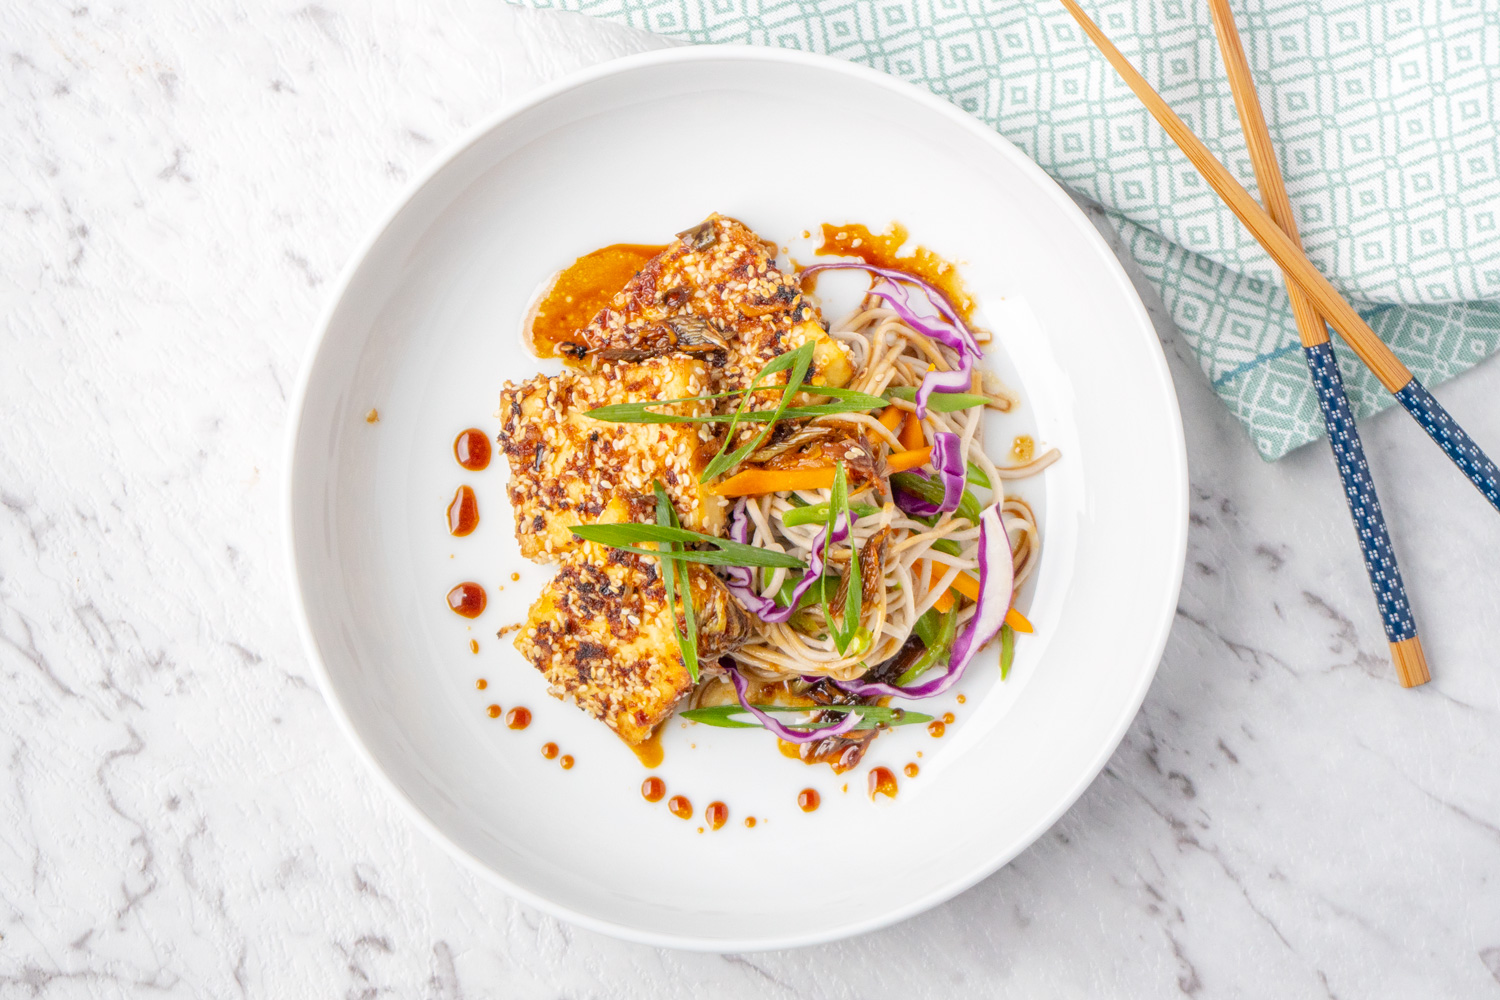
<box><xmin>285</xmin><ymin>46</ymin><xmax>1187</xmax><ymax>951</ymax></box>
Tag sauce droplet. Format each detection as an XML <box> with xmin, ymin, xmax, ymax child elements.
<box><xmin>1012</xmin><ymin>434</ymin><xmax>1035</xmax><ymax>463</ymax></box>
<box><xmin>868</xmin><ymin>766</ymin><xmax>899</xmax><ymax>799</ymax></box>
<box><xmin>942</xmin><ymin>712</ymin><xmax>956</xmax><ymax>725</ymax></box>
<box><xmin>903</xmin><ymin>762</ymin><xmax>920</xmax><ymax>778</ymax></box>
<box><xmin>559</xmin><ymin>754</ymin><xmax>574</xmax><ymax>770</ymax></box>
<box><xmin>475</xmin><ymin>678</ymin><xmax>487</xmax><ymax>690</ymax></box>
<box><xmin>744</xmin><ymin>816</ymin><xmax>757</xmax><ymax>829</ymax></box>
<box><xmin>510</xmin><ymin>571</ymin><xmax>521</xmax><ymax>582</ymax></box>
<box><xmin>667</xmin><ymin>795</ymin><xmax>693</xmax><ymax>820</ymax></box>
<box><xmin>705</xmin><ymin>802</ymin><xmax>728</xmax><ymax>830</ymax></box>
<box><xmin>797</xmin><ymin>788</ymin><xmax>820</xmax><ymax>813</ymax></box>
<box><xmin>447</xmin><ymin>583</ymin><xmax>486</xmax><ymax>618</ymax></box>
<box><xmin>956</xmin><ymin>694</ymin><xmax>966</xmax><ymax>704</ymax></box>
<box><xmin>641</xmin><ymin>776</ymin><xmax>666</xmax><ymax>803</ymax></box>
<box><xmin>631</xmin><ymin>730</ymin><xmax>665</xmax><ymax>768</ymax></box>
<box><xmin>454</xmin><ymin>429</ymin><xmax>491</xmax><ymax>471</ymax></box>
<box><xmin>486</xmin><ymin>704</ymin><xmax>501</xmax><ymax>719</ymax></box>
<box><xmin>469</xmin><ymin>639</ymin><xmax>479</xmax><ymax>655</ymax></box>
<box><xmin>541</xmin><ymin>742</ymin><xmax>559</xmax><ymax>760</ymax></box>
<box><xmin>927</xmin><ymin>720</ymin><xmax>946</xmax><ymax>738</ymax></box>
<box><xmin>447</xmin><ymin>485</ymin><xmax>479</xmax><ymax>536</ymax></box>
<box><xmin>505</xmin><ymin>707</ymin><xmax>531</xmax><ymax>730</ymax></box>
<box><xmin>524</xmin><ymin>244</ymin><xmax>667</xmax><ymax>360</ymax></box>
<box><xmin>365</xmin><ymin>408</ymin><xmax>379</xmax><ymax>424</ymax></box>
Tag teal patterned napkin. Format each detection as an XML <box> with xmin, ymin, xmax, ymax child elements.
<box><xmin>515</xmin><ymin>0</ymin><xmax>1500</xmax><ymax>459</ymax></box>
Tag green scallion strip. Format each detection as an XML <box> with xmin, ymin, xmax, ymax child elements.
<box><xmin>966</xmin><ymin>461</ymin><xmax>992</xmax><ymax>490</ymax></box>
<box><xmin>885</xmin><ymin>385</ymin><xmax>989</xmax><ymax>412</ymax></box>
<box><xmin>999</xmin><ymin>623</ymin><xmax>1016</xmax><ymax>681</ymax></box>
<box><xmin>780</xmin><ymin>501</ymin><xmax>880</xmax><ymax>528</ymax></box>
<box><xmin>890</xmin><ymin>472</ymin><xmax>984</xmax><ymax>526</ymax></box>
<box><xmin>680</xmin><ymin>703</ymin><xmax>931</xmax><ymax>731</ymax></box>
<box><xmin>569</xmin><ymin>523</ymin><xmax>805</xmax><ymax>569</ymax></box>
<box><xmin>653</xmin><ymin>482</ymin><xmax>698</xmax><ymax>683</ymax></box>
<box><xmin>699</xmin><ymin>342</ymin><xmax>816</xmax><ymax>483</ymax></box>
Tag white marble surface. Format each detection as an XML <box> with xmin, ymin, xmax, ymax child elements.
<box><xmin>3</xmin><ymin>2</ymin><xmax>1499</xmax><ymax>996</ymax></box>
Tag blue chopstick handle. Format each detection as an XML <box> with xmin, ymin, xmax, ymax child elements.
<box><xmin>1394</xmin><ymin>378</ymin><xmax>1500</xmax><ymax>513</ymax></box>
<box><xmin>1305</xmin><ymin>343</ymin><xmax>1416</xmax><ymax>643</ymax></box>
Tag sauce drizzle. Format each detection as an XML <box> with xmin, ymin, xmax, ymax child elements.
<box><xmin>808</xmin><ymin>222</ymin><xmax>976</xmax><ymax>322</ymax></box>
<box><xmin>868</xmin><ymin>766</ymin><xmax>899</xmax><ymax>800</ymax></box>
<box><xmin>525</xmin><ymin>244</ymin><xmax>667</xmax><ymax>360</ymax></box>
<box><xmin>667</xmin><ymin>795</ymin><xmax>693</xmax><ymax>820</ymax></box>
<box><xmin>797</xmin><ymin>788</ymin><xmax>820</xmax><ymax>813</ymax></box>
<box><xmin>705</xmin><ymin>802</ymin><xmax>728</xmax><ymax>831</ymax></box>
<box><xmin>903</xmin><ymin>762</ymin><xmax>920</xmax><ymax>778</ymax></box>
<box><xmin>505</xmin><ymin>707</ymin><xmax>531</xmax><ymax>730</ymax></box>
<box><xmin>541</xmin><ymin>742</ymin><xmax>559</xmax><ymax>760</ymax></box>
<box><xmin>559</xmin><ymin>755</ymin><xmax>574</xmax><ymax>770</ymax></box>
<box><xmin>927</xmin><ymin>720</ymin><xmax>946</xmax><ymax>738</ymax></box>
<box><xmin>641</xmin><ymin>776</ymin><xmax>666</xmax><ymax>803</ymax></box>
<box><xmin>447</xmin><ymin>485</ymin><xmax>479</xmax><ymax>536</ymax></box>
<box><xmin>453</xmin><ymin>429</ymin><xmax>490</xmax><ymax>471</ymax></box>
<box><xmin>447</xmin><ymin>583</ymin><xmax>486</xmax><ymax>618</ymax></box>
<box><xmin>744</xmin><ymin>817</ymin><xmax>757</xmax><ymax>829</ymax></box>
<box><xmin>631</xmin><ymin>730</ymin><xmax>665</xmax><ymax>769</ymax></box>
<box><xmin>485</xmin><ymin>704</ymin><xmax>501</xmax><ymax>719</ymax></box>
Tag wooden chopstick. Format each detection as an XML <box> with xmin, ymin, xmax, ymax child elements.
<box><xmin>1207</xmin><ymin>0</ymin><xmax>1429</xmax><ymax>688</ymax></box>
<box><xmin>1056</xmin><ymin>0</ymin><xmax>1500</xmax><ymax>515</ymax></box>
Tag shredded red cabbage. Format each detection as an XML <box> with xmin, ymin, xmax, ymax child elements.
<box><xmin>834</xmin><ymin>504</ymin><xmax>1012</xmax><ymax>699</ymax></box>
<box><xmin>799</xmin><ymin>263</ymin><xmax>981</xmax><ymax>417</ymax></box>
<box><xmin>729</xmin><ymin>667</ymin><xmax>862</xmax><ymax>744</ymax></box>
<box><xmin>894</xmin><ymin>431</ymin><xmax>966</xmax><ymax>516</ymax></box>
<box><xmin>723</xmin><ymin>499</ymin><xmax>850</xmax><ymax>624</ymax></box>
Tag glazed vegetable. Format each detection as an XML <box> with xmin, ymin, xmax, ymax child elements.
<box><xmin>711</xmin><ymin>446</ymin><xmax>932</xmax><ymax>496</ymax></box>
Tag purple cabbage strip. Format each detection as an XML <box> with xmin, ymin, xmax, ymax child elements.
<box><xmin>799</xmin><ymin>263</ymin><xmax>981</xmax><ymax>418</ymax></box>
<box><xmin>723</xmin><ymin>498</ymin><xmax>850</xmax><ymax>625</ymax></box>
<box><xmin>894</xmin><ymin>432</ymin><xmax>965</xmax><ymax>517</ymax></box>
<box><xmin>729</xmin><ymin>668</ymin><xmax>862</xmax><ymax>744</ymax></box>
<box><xmin>834</xmin><ymin>504</ymin><xmax>1013</xmax><ymax>700</ymax></box>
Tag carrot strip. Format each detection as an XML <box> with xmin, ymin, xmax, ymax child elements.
<box><xmin>1005</xmin><ymin>607</ymin><xmax>1034</xmax><ymax>633</ymax></box>
<box><xmin>711</xmin><ymin>467</ymin><xmax>837</xmax><ymax>497</ymax></box>
<box><xmin>877</xmin><ymin>405</ymin><xmax>905</xmax><ymax>433</ymax></box>
<box><xmin>713</xmin><ymin>446</ymin><xmax>932</xmax><ymax>496</ymax></box>
<box><xmin>899</xmin><ymin>412</ymin><xmax>926</xmax><ymax>451</ymax></box>
<box><xmin>887</xmin><ymin>447</ymin><xmax>932</xmax><ymax>473</ymax></box>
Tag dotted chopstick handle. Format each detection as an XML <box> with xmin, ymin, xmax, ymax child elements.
<box><xmin>1395</xmin><ymin>378</ymin><xmax>1500</xmax><ymax>514</ymax></box>
<box><xmin>1305</xmin><ymin>344</ymin><xmax>1417</xmax><ymax>643</ymax></box>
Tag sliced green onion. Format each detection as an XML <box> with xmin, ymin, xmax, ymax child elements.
<box><xmin>570</xmin><ymin>523</ymin><xmax>805</xmax><ymax>569</ymax></box>
<box><xmin>653</xmin><ymin>482</ymin><xmax>698</xmax><ymax>683</ymax></box>
<box><xmin>700</xmin><ymin>342</ymin><xmax>816</xmax><ymax>483</ymax></box>
<box><xmin>680</xmin><ymin>703</ymin><xmax>931</xmax><ymax>731</ymax></box>
<box><xmin>886</xmin><ymin>385</ymin><xmax>989</xmax><ymax>412</ymax></box>
<box><xmin>999</xmin><ymin>623</ymin><xmax>1016</xmax><ymax>680</ymax></box>
<box><xmin>780</xmin><ymin>501</ymin><xmax>880</xmax><ymax>528</ymax></box>
<box><xmin>898</xmin><ymin>602</ymin><xmax>958</xmax><ymax>686</ymax></box>
<box><xmin>966</xmin><ymin>461</ymin><xmax>992</xmax><ymax>490</ymax></box>
<box><xmin>891</xmin><ymin>472</ymin><xmax>984</xmax><ymax>525</ymax></box>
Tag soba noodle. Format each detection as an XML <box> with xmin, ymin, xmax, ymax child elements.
<box><xmin>707</xmin><ymin>305</ymin><xmax>1054</xmax><ymax>690</ymax></box>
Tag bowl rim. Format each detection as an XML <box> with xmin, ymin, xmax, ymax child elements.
<box><xmin>283</xmin><ymin>43</ymin><xmax>1188</xmax><ymax>953</ymax></box>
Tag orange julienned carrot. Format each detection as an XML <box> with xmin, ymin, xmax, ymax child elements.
<box><xmin>925</xmin><ymin>568</ymin><xmax>1035</xmax><ymax>632</ymax></box>
<box><xmin>712</xmin><ymin>448</ymin><xmax>932</xmax><ymax>496</ymax></box>
<box><xmin>876</xmin><ymin>405</ymin><xmax>905</xmax><ymax>434</ymax></box>
<box><xmin>899</xmin><ymin>412</ymin><xmax>926</xmax><ymax>451</ymax></box>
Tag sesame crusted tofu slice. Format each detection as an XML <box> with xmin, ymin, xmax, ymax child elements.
<box><xmin>496</xmin><ymin>356</ymin><xmax>725</xmax><ymax>563</ymax></box>
<box><xmin>514</xmin><ymin>549</ymin><xmax>752</xmax><ymax>745</ymax></box>
<box><xmin>569</xmin><ymin>214</ymin><xmax>853</xmax><ymax>392</ymax></box>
